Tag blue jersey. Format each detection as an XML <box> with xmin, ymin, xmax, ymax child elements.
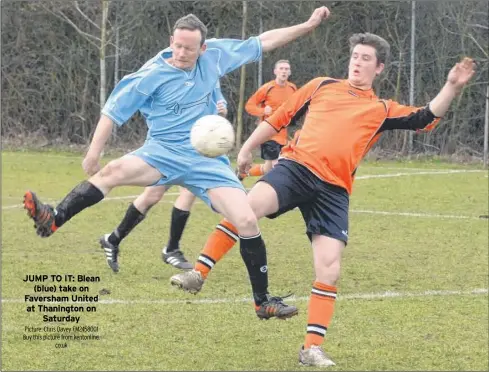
<box><xmin>102</xmin><ymin>37</ymin><xmax>261</xmax><ymax>153</ymax></box>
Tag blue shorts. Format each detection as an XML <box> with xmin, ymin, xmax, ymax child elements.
<box><xmin>259</xmin><ymin>159</ymin><xmax>349</xmax><ymax>244</ymax></box>
<box><xmin>130</xmin><ymin>139</ymin><xmax>245</xmax><ymax>208</ymax></box>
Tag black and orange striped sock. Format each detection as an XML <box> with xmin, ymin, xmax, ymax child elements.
<box><xmin>248</xmin><ymin>164</ymin><xmax>264</xmax><ymax>177</ymax></box>
<box><xmin>194</xmin><ymin>219</ymin><xmax>238</xmax><ymax>279</ymax></box>
<box><xmin>304</xmin><ymin>281</ymin><xmax>337</xmax><ymax>349</ymax></box>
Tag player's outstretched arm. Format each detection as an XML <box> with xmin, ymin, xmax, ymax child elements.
<box><xmin>259</xmin><ymin>6</ymin><xmax>330</xmax><ymax>52</ymax></box>
<box><xmin>429</xmin><ymin>57</ymin><xmax>476</xmax><ymax>117</ymax></box>
<box><xmin>82</xmin><ymin>115</ymin><xmax>114</xmax><ymax>176</ymax></box>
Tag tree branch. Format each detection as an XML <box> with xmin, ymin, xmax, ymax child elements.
<box><xmin>467</xmin><ymin>23</ymin><xmax>488</xmax><ymax>30</ymax></box>
<box><xmin>74</xmin><ymin>1</ymin><xmax>100</xmax><ymax>30</ymax></box>
<box><xmin>57</xmin><ymin>10</ymin><xmax>101</xmax><ymax>44</ymax></box>
<box><xmin>467</xmin><ymin>33</ymin><xmax>489</xmax><ymax>58</ymax></box>
<box><xmin>41</xmin><ymin>4</ymin><xmax>102</xmax><ymax>48</ymax></box>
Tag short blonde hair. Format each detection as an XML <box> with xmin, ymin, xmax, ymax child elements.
<box><xmin>274</xmin><ymin>59</ymin><xmax>291</xmax><ymax>68</ymax></box>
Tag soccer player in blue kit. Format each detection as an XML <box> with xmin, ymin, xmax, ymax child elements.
<box><xmin>99</xmin><ymin>81</ymin><xmax>229</xmax><ymax>273</ymax></box>
<box><xmin>23</xmin><ymin>7</ymin><xmax>331</xmax><ymax>319</ymax></box>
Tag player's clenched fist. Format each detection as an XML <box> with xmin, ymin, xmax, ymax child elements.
<box><xmin>306</xmin><ymin>6</ymin><xmax>331</xmax><ymax>29</ymax></box>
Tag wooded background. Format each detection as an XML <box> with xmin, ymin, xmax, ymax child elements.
<box><xmin>2</xmin><ymin>0</ymin><xmax>488</xmax><ymax>161</ymax></box>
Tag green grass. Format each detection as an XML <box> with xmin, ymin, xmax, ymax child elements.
<box><xmin>2</xmin><ymin>151</ymin><xmax>488</xmax><ymax>371</ymax></box>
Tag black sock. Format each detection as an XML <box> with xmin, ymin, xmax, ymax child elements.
<box><xmin>54</xmin><ymin>181</ymin><xmax>104</xmax><ymax>228</ymax></box>
<box><xmin>165</xmin><ymin>207</ymin><xmax>191</xmax><ymax>253</ymax></box>
<box><xmin>108</xmin><ymin>203</ymin><xmax>145</xmax><ymax>246</ymax></box>
<box><xmin>239</xmin><ymin>233</ymin><xmax>269</xmax><ymax>306</ymax></box>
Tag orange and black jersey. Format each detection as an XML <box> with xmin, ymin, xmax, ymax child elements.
<box><xmin>266</xmin><ymin>77</ymin><xmax>441</xmax><ymax>194</ymax></box>
<box><xmin>246</xmin><ymin>80</ymin><xmax>297</xmax><ymax>145</ymax></box>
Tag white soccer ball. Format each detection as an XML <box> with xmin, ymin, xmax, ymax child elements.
<box><xmin>190</xmin><ymin>115</ymin><xmax>235</xmax><ymax>157</ymax></box>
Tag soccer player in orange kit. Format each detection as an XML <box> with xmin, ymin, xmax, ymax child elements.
<box><xmin>171</xmin><ymin>32</ymin><xmax>476</xmax><ymax>367</ymax></box>
<box><xmin>240</xmin><ymin>59</ymin><xmax>297</xmax><ymax>179</ymax></box>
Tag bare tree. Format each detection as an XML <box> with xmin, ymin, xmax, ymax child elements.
<box><xmin>235</xmin><ymin>1</ymin><xmax>248</xmax><ymax>148</ymax></box>
<box><xmin>485</xmin><ymin>85</ymin><xmax>489</xmax><ymax>167</ymax></box>
<box><xmin>258</xmin><ymin>1</ymin><xmax>264</xmax><ymax>88</ymax></box>
<box><xmin>402</xmin><ymin>0</ymin><xmax>415</xmax><ymax>156</ymax></box>
<box><xmin>100</xmin><ymin>0</ymin><xmax>109</xmax><ymax>111</ymax></box>
<box><xmin>40</xmin><ymin>2</ymin><xmax>110</xmax><ymax>110</ymax></box>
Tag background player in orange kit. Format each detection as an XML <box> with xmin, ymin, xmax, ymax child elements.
<box><xmin>240</xmin><ymin>59</ymin><xmax>297</xmax><ymax>180</ymax></box>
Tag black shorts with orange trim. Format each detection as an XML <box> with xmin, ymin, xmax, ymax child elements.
<box><xmin>259</xmin><ymin>159</ymin><xmax>349</xmax><ymax>244</ymax></box>
<box><xmin>260</xmin><ymin>140</ymin><xmax>283</xmax><ymax>160</ymax></box>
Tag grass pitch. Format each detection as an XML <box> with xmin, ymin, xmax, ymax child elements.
<box><xmin>2</xmin><ymin>151</ymin><xmax>488</xmax><ymax>371</ymax></box>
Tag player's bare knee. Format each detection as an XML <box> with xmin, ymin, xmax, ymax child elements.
<box><xmin>177</xmin><ymin>188</ymin><xmax>196</xmax><ymax>208</ymax></box>
<box><xmin>233</xmin><ymin>212</ymin><xmax>258</xmax><ymax>235</ymax></box>
<box><xmin>142</xmin><ymin>187</ymin><xmax>165</xmax><ymax>206</ymax></box>
<box><xmin>98</xmin><ymin>160</ymin><xmax>125</xmax><ymax>182</ymax></box>
<box><xmin>249</xmin><ymin>201</ymin><xmax>270</xmax><ymax>220</ymax></box>
<box><xmin>248</xmin><ymin>187</ymin><xmax>279</xmax><ymax>219</ymax></box>
<box><xmin>316</xmin><ymin>262</ymin><xmax>341</xmax><ymax>285</ymax></box>
<box><xmin>91</xmin><ymin>160</ymin><xmax>126</xmax><ymax>189</ymax></box>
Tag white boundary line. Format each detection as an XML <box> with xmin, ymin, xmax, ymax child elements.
<box><xmin>4</xmin><ymin>200</ymin><xmax>487</xmax><ymax>221</ymax></box>
<box><xmin>355</xmin><ymin>169</ymin><xmax>484</xmax><ymax>179</ymax></box>
<box><xmin>362</xmin><ymin>166</ymin><xmax>485</xmax><ymax>172</ymax></box>
<box><xmin>3</xmin><ymin>169</ymin><xmax>486</xmax><ymax>212</ymax></box>
<box><xmin>351</xmin><ymin>209</ymin><xmax>483</xmax><ymax>220</ymax></box>
<box><xmin>4</xmin><ymin>201</ymin><xmax>487</xmax><ymax>221</ymax></box>
<box><xmin>2</xmin><ymin>288</ymin><xmax>487</xmax><ymax>305</ymax></box>
<box><xmin>2</xmin><ymin>153</ymin><xmax>83</xmax><ymax>160</ymax></box>
<box><xmin>2</xmin><ymin>204</ymin><xmax>23</xmax><ymax>210</ymax></box>
<box><xmin>3</xmin><ymin>197</ymin><xmax>485</xmax><ymax>220</ymax></box>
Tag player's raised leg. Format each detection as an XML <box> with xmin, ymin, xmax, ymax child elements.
<box><xmin>171</xmin><ymin>176</ymin><xmax>297</xmax><ymax>319</ymax></box>
<box><xmin>169</xmin><ymin>179</ymin><xmax>281</xmax><ymax>290</ymax></box>
<box><xmin>162</xmin><ymin>187</ymin><xmax>196</xmax><ymax>270</ymax></box>
<box><xmin>174</xmin><ymin>157</ymin><xmax>310</xmax><ymax>288</ymax></box>
<box><xmin>211</xmin><ymin>186</ymin><xmax>298</xmax><ymax>320</ymax></box>
<box><xmin>170</xmin><ymin>186</ymin><xmax>259</xmax><ymax>294</ymax></box>
<box><xmin>100</xmin><ymin>185</ymin><xmax>167</xmax><ymax>272</ymax></box>
<box><xmin>24</xmin><ymin>154</ymin><xmax>162</xmax><ymax>238</ymax></box>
